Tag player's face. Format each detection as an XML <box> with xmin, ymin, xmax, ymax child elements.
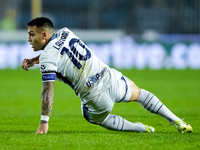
<box><xmin>28</xmin><ymin>26</ymin><xmax>47</xmax><ymax>51</ymax></box>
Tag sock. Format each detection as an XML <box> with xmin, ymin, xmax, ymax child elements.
<box><xmin>137</xmin><ymin>89</ymin><xmax>181</xmax><ymax>125</ymax></box>
<box><xmin>100</xmin><ymin>114</ymin><xmax>146</xmax><ymax>132</ymax></box>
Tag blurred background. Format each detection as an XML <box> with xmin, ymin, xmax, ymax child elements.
<box><xmin>0</xmin><ymin>0</ymin><xmax>200</xmax><ymax>69</ymax></box>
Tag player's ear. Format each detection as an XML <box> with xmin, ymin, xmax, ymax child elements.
<box><xmin>43</xmin><ymin>31</ymin><xmax>48</xmax><ymax>39</ymax></box>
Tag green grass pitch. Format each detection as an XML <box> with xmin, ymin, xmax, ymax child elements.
<box><xmin>0</xmin><ymin>68</ymin><xmax>200</xmax><ymax>150</ymax></box>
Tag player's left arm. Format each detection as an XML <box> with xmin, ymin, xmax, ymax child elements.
<box><xmin>21</xmin><ymin>55</ymin><xmax>40</xmax><ymax>71</ymax></box>
<box><xmin>35</xmin><ymin>81</ymin><xmax>54</xmax><ymax>134</ymax></box>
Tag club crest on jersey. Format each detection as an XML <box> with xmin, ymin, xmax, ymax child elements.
<box><xmin>86</xmin><ymin>67</ymin><xmax>107</xmax><ymax>88</ymax></box>
<box><xmin>41</xmin><ymin>65</ymin><xmax>46</xmax><ymax>70</ymax></box>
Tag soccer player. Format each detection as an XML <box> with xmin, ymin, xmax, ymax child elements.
<box><xmin>21</xmin><ymin>17</ymin><xmax>192</xmax><ymax>134</ymax></box>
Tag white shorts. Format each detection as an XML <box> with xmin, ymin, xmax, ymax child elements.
<box><xmin>81</xmin><ymin>76</ymin><xmax>132</xmax><ymax>124</ymax></box>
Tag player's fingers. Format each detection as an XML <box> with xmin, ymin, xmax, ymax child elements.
<box><xmin>21</xmin><ymin>59</ymin><xmax>29</xmax><ymax>71</ymax></box>
<box><xmin>21</xmin><ymin>66</ymin><xmax>28</xmax><ymax>71</ymax></box>
<box><xmin>27</xmin><ymin>63</ymin><xmax>32</xmax><ymax>68</ymax></box>
<box><xmin>22</xmin><ymin>66</ymin><xmax>28</xmax><ymax>71</ymax></box>
<box><xmin>35</xmin><ymin>129</ymin><xmax>47</xmax><ymax>134</ymax></box>
<box><xmin>34</xmin><ymin>131</ymin><xmax>44</xmax><ymax>134</ymax></box>
<box><xmin>21</xmin><ymin>59</ymin><xmax>27</xmax><ymax>67</ymax></box>
<box><xmin>34</xmin><ymin>131</ymin><xmax>40</xmax><ymax>134</ymax></box>
<box><xmin>22</xmin><ymin>59</ymin><xmax>28</xmax><ymax>64</ymax></box>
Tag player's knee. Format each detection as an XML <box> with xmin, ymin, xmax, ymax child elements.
<box><xmin>129</xmin><ymin>81</ymin><xmax>141</xmax><ymax>102</ymax></box>
<box><xmin>100</xmin><ymin>114</ymin><xmax>124</xmax><ymax>131</ymax></box>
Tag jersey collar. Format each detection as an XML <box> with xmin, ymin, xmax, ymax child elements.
<box><xmin>44</xmin><ymin>34</ymin><xmax>57</xmax><ymax>48</ymax></box>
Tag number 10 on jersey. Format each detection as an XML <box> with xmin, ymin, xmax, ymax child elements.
<box><xmin>60</xmin><ymin>38</ymin><xmax>91</xmax><ymax>69</ymax></box>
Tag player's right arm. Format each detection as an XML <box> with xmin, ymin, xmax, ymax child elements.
<box><xmin>21</xmin><ymin>55</ymin><xmax>40</xmax><ymax>71</ymax></box>
<box><xmin>35</xmin><ymin>81</ymin><xmax>54</xmax><ymax>134</ymax></box>
<box><xmin>34</xmin><ymin>68</ymin><xmax>56</xmax><ymax>134</ymax></box>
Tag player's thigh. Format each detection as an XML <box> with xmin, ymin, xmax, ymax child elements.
<box><xmin>81</xmin><ymin>90</ymin><xmax>114</xmax><ymax>125</ymax></box>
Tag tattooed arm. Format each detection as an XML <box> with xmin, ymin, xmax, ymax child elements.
<box><xmin>35</xmin><ymin>81</ymin><xmax>54</xmax><ymax>134</ymax></box>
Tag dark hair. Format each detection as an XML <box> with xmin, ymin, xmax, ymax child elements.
<box><xmin>27</xmin><ymin>17</ymin><xmax>53</xmax><ymax>28</ymax></box>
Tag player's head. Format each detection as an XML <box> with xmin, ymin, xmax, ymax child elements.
<box><xmin>27</xmin><ymin>17</ymin><xmax>54</xmax><ymax>51</ymax></box>
<box><xmin>27</xmin><ymin>17</ymin><xmax>54</xmax><ymax>35</ymax></box>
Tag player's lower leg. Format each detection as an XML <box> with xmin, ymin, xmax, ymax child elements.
<box><xmin>100</xmin><ymin>114</ymin><xmax>154</xmax><ymax>133</ymax></box>
<box><xmin>137</xmin><ymin>89</ymin><xmax>193</xmax><ymax>133</ymax></box>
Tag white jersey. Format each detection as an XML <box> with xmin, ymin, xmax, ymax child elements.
<box><xmin>39</xmin><ymin>27</ymin><xmax>122</xmax><ymax>98</ymax></box>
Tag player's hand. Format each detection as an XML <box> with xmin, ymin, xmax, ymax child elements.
<box><xmin>35</xmin><ymin>123</ymin><xmax>49</xmax><ymax>134</ymax></box>
<box><xmin>21</xmin><ymin>58</ymin><xmax>35</xmax><ymax>71</ymax></box>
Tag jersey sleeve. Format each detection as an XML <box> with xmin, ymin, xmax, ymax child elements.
<box><xmin>39</xmin><ymin>50</ymin><xmax>57</xmax><ymax>82</ymax></box>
